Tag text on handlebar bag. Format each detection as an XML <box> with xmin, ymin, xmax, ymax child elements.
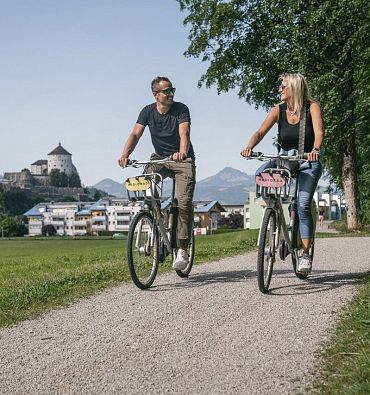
<box><xmin>255</xmin><ymin>173</ymin><xmax>287</xmax><ymax>188</ymax></box>
<box><xmin>124</xmin><ymin>177</ymin><xmax>151</xmax><ymax>191</ymax></box>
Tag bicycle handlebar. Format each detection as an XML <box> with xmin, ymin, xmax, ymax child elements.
<box><xmin>241</xmin><ymin>152</ymin><xmax>310</xmax><ymax>161</ymax></box>
<box><xmin>125</xmin><ymin>158</ymin><xmax>174</xmax><ymax>168</ymax></box>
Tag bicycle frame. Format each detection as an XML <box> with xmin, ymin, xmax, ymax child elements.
<box><xmin>243</xmin><ymin>151</ymin><xmax>317</xmax><ymax>292</ymax></box>
<box><xmin>124</xmin><ymin>158</ymin><xmax>182</xmax><ymax>253</ymax></box>
<box><xmin>257</xmin><ymin>173</ymin><xmax>299</xmax><ymax>259</ymax></box>
<box><xmin>126</xmin><ymin>172</ymin><xmax>173</xmax><ymax>252</ymax></box>
<box><xmin>251</xmin><ymin>154</ymin><xmax>302</xmax><ymax>246</ymax></box>
<box><xmin>124</xmin><ymin>157</ymin><xmax>195</xmax><ymax>289</ymax></box>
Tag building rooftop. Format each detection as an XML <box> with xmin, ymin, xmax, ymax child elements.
<box><xmin>31</xmin><ymin>159</ymin><xmax>48</xmax><ymax>166</ymax></box>
<box><xmin>48</xmin><ymin>143</ymin><xmax>71</xmax><ymax>156</ymax></box>
<box><xmin>194</xmin><ymin>200</ymin><xmax>226</xmax><ymax>213</ymax></box>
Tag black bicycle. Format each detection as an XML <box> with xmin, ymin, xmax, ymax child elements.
<box><xmin>247</xmin><ymin>152</ymin><xmax>317</xmax><ymax>293</ymax></box>
<box><xmin>124</xmin><ymin>158</ymin><xmax>195</xmax><ymax>289</ymax></box>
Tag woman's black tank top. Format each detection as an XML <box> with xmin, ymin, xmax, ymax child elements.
<box><xmin>278</xmin><ymin>102</ymin><xmax>315</xmax><ymax>152</ymax></box>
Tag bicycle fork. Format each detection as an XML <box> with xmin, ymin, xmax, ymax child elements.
<box><xmin>134</xmin><ymin>219</ymin><xmax>153</xmax><ymax>255</ymax></box>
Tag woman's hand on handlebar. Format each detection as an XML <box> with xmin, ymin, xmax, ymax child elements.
<box><xmin>307</xmin><ymin>149</ymin><xmax>320</xmax><ymax>162</ymax></box>
<box><xmin>241</xmin><ymin>147</ymin><xmax>253</xmax><ymax>157</ymax></box>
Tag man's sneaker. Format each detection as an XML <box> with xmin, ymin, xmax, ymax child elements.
<box><xmin>297</xmin><ymin>253</ymin><xmax>312</xmax><ymax>274</ymax></box>
<box><xmin>172</xmin><ymin>248</ymin><xmax>189</xmax><ymax>270</ymax></box>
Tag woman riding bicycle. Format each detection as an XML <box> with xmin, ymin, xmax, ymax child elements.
<box><xmin>241</xmin><ymin>73</ymin><xmax>324</xmax><ymax>275</ymax></box>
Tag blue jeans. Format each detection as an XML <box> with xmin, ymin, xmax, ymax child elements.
<box><xmin>256</xmin><ymin>161</ymin><xmax>322</xmax><ymax>239</ymax></box>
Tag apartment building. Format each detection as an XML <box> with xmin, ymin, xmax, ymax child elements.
<box><xmin>24</xmin><ymin>198</ymin><xmax>141</xmax><ymax>236</ymax></box>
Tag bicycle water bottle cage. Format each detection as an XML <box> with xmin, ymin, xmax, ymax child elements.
<box><xmin>255</xmin><ymin>169</ymin><xmax>291</xmax><ymax>199</ymax></box>
<box><xmin>124</xmin><ymin>173</ymin><xmax>163</xmax><ymax>202</ymax></box>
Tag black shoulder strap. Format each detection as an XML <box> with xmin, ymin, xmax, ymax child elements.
<box><xmin>298</xmin><ymin>103</ymin><xmax>307</xmax><ymax>155</ymax></box>
<box><xmin>277</xmin><ymin>103</ymin><xmax>285</xmax><ymax>152</ymax></box>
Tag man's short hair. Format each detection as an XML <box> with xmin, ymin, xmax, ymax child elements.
<box><xmin>151</xmin><ymin>76</ymin><xmax>171</xmax><ymax>92</ymax></box>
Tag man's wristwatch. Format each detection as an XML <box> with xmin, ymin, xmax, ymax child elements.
<box><xmin>312</xmin><ymin>147</ymin><xmax>320</xmax><ymax>153</ymax></box>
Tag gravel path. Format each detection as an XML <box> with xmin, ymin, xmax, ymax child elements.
<box><xmin>1</xmin><ymin>237</ymin><xmax>369</xmax><ymax>395</ymax></box>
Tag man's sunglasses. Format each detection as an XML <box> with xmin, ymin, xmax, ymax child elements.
<box><xmin>156</xmin><ymin>87</ymin><xmax>176</xmax><ymax>95</ymax></box>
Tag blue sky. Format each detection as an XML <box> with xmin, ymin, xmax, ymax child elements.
<box><xmin>0</xmin><ymin>0</ymin><xmax>275</xmax><ymax>186</ymax></box>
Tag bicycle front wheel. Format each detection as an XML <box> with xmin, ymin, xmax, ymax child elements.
<box><xmin>127</xmin><ymin>211</ymin><xmax>159</xmax><ymax>289</ymax></box>
<box><xmin>257</xmin><ymin>208</ymin><xmax>277</xmax><ymax>293</ymax></box>
<box><xmin>175</xmin><ymin>231</ymin><xmax>195</xmax><ymax>278</ymax></box>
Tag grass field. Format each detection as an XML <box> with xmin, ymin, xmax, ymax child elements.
<box><xmin>310</xmin><ymin>275</ymin><xmax>370</xmax><ymax>394</ymax></box>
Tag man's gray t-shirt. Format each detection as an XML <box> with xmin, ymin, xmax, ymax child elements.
<box><xmin>137</xmin><ymin>102</ymin><xmax>195</xmax><ymax>159</ymax></box>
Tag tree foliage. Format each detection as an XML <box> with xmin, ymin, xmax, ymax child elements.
<box><xmin>41</xmin><ymin>224</ymin><xmax>57</xmax><ymax>237</ymax></box>
<box><xmin>49</xmin><ymin>170</ymin><xmax>81</xmax><ymax>187</ymax></box>
<box><xmin>50</xmin><ymin>169</ymin><xmax>68</xmax><ymax>187</ymax></box>
<box><xmin>0</xmin><ymin>215</ymin><xmax>27</xmax><ymax>237</ymax></box>
<box><xmin>219</xmin><ymin>212</ymin><xmax>244</xmax><ymax>229</ymax></box>
<box><xmin>0</xmin><ymin>188</ymin><xmax>38</xmax><ymax>216</ymax></box>
<box><xmin>68</xmin><ymin>172</ymin><xmax>81</xmax><ymax>187</ymax></box>
<box><xmin>178</xmin><ymin>0</ymin><xmax>370</xmax><ymax>227</ymax></box>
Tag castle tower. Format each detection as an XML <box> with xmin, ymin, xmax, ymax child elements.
<box><xmin>47</xmin><ymin>142</ymin><xmax>76</xmax><ymax>176</ymax></box>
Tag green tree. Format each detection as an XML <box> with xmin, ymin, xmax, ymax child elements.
<box><xmin>3</xmin><ymin>189</ymin><xmax>36</xmax><ymax>215</ymax></box>
<box><xmin>0</xmin><ymin>187</ymin><xmax>5</xmax><ymax>214</ymax></box>
<box><xmin>93</xmin><ymin>190</ymin><xmax>104</xmax><ymax>201</ymax></box>
<box><xmin>0</xmin><ymin>215</ymin><xmax>27</xmax><ymax>237</ymax></box>
<box><xmin>178</xmin><ymin>0</ymin><xmax>370</xmax><ymax>229</ymax></box>
<box><xmin>50</xmin><ymin>169</ymin><xmax>68</xmax><ymax>187</ymax></box>
<box><xmin>68</xmin><ymin>172</ymin><xmax>81</xmax><ymax>187</ymax></box>
<box><xmin>219</xmin><ymin>212</ymin><xmax>244</xmax><ymax>229</ymax></box>
<box><xmin>41</xmin><ymin>224</ymin><xmax>57</xmax><ymax>237</ymax></box>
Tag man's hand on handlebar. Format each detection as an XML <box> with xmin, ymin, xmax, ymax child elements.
<box><xmin>118</xmin><ymin>155</ymin><xmax>130</xmax><ymax>168</ymax></box>
<box><xmin>170</xmin><ymin>152</ymin><xmax>187</xmax><ymax>162</ymax></box>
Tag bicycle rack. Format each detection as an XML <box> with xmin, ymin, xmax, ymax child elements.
<box><xmin>255</xmin><ymin>168</ymin><xmax>292</xmax><ymax>200</ymax></box>
<box><xmin>124</xmin><ymin>173</ymin><xmax>164</xmax><ymax>202</ymax></box>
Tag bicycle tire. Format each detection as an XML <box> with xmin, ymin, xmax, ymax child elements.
<box><xmin>127</xmin><ymin>211</ymin><xmax>159</xmax><ymax>289</ymax></box>
<box><xmin>176</xmin><ymin>231</ymin><xmax>195</xmax><ymax>278</ymax></box>
<box><xmin>257</xmin><ymin>208</ymin><xmax>277</xmax><ymax>293</ymax></box>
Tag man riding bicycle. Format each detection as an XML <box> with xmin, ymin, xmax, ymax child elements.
<box><xmin>118</xmin><ymin>76</ymin><xmax>196</xmax><ymax>270</ymax></box>
<box><xmin>241</xmin><ymin>73</ymin><xmax>324</xmax><ymax>275</ymax></box>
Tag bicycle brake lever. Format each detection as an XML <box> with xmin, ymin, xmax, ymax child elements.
<box><xmin>251</xmin><ymin>152</ymin><xmax>263</xmax><ymax>158</ymax></box>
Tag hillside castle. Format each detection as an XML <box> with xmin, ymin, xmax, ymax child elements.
<box><xmin>2</xmin><ymin>143</ymin><xmax>86</xmax><ymax>199</ymax></box>
<box><xmin>3</xmin><ymin>143</ymin><xmax>78</xmax><ymax>187</ymax></box>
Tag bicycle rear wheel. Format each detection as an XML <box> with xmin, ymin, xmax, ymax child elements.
<box><xmin>175</xmin><ymin>231</ymin><xmax>195</xmax><ymax>278</ymax></box>
<box><xmin>257</xmin><ymin>208</ymin><xmax>277</xmax><ymax>293</ymax></box>
<box><xmin>127</xmin><ymin>211</ymin><xmax>159</xmax><ymax>289</ymax></box>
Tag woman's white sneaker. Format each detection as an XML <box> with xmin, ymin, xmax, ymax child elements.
<box><xmin>297</xmin><ymin>253</ymin><xmax>312</xmax><ymax>274</ymax></box>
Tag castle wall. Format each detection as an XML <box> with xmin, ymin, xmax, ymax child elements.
<box><xmin>47</xmin><ymin>154</ymin><xmax>73</xmax><ymax>175</ymax></box>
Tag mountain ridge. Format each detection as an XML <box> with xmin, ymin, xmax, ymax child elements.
<box><xmin>91</xmin><ymin>167</ymin><xmax>256</xmax><ymax>204</ymax></box>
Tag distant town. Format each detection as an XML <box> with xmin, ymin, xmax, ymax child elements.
<box><xmin>0</xmin><ymin>143</ymin><xmax>345</xmax><ymax>237</ymax></box>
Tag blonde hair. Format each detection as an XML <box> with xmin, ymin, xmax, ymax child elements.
<box><xmin>280</xmin><ymin>73</ymin><xmax>314</xmax><ymax>118</ymax></box>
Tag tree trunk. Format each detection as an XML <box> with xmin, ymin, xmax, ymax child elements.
<box><xmin>342</xmin><ymin>145</ymin><xmax>361</xmax><ymax>230</ymax></box>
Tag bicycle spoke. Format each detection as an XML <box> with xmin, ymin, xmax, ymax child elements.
<box><xmin>127</xmin><ymin>212</ymin><xmax>159</xmax><ymax>289</ymax></box>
